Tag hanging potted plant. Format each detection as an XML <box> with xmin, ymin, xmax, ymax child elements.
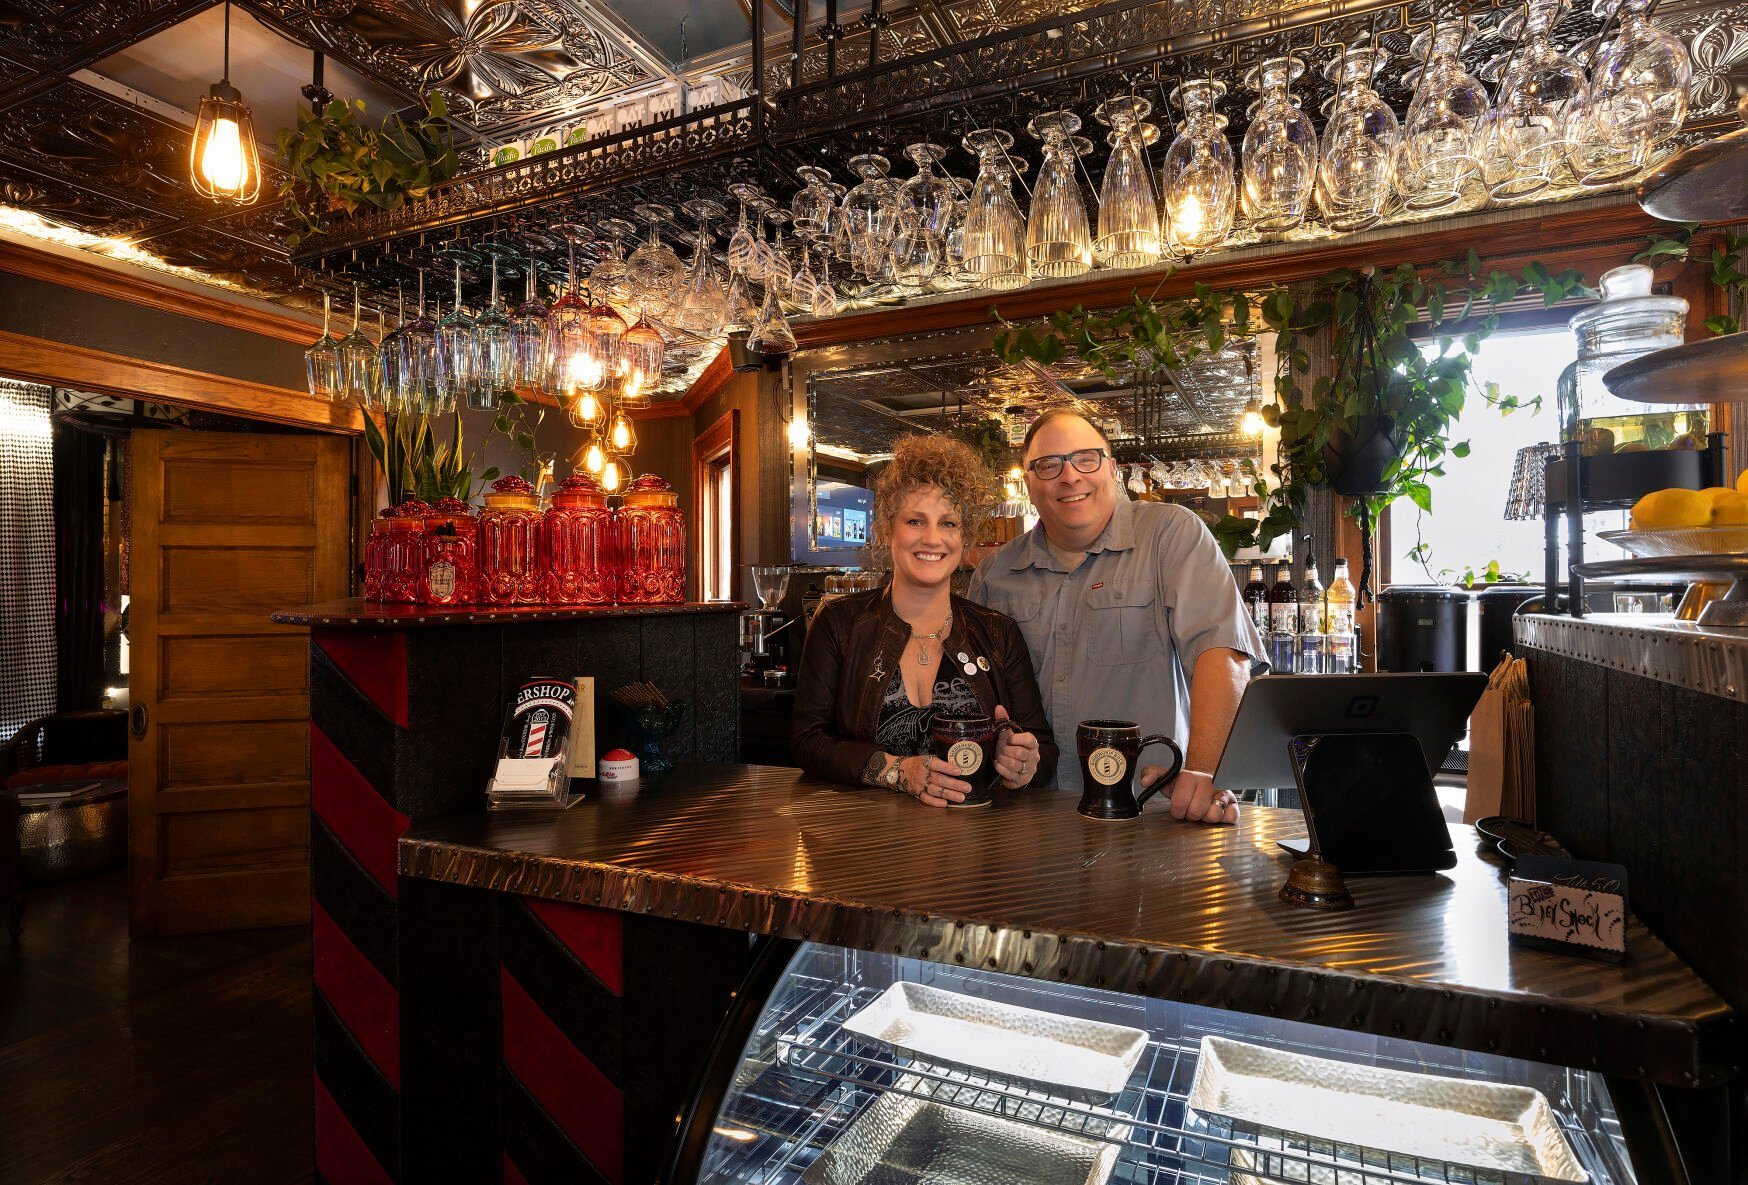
<box><xmin>276</xmin><ymin>94</ymin><xmax>460</xmax><ymax>245</ymax></box>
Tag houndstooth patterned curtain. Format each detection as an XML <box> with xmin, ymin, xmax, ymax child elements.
<box><xmin>1</xmin><ymin>377</ymin><xmax>56</xmax><ymax>743</ymax></box>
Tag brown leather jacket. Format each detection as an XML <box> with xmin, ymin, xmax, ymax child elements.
<box><xmin>790</xmin><ymin>588</ymin><xmax>1059</xmax><ymax>787</ymax></box>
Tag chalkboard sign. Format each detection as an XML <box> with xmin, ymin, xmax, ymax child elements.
<box><xmin>1508</xmin><ymin>855</ymin><xmax>1628</xmax><ymax>962</ymax></box>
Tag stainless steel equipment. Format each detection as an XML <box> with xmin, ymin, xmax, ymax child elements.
<box><xmin>741</xmin><ymin>565</ymin><xmax>798</xmax><ymax>681</ymax></box>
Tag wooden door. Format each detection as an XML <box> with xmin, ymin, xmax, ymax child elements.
<box><xmin>128</xmin><ymin>431</ymin><xmax>352</xmax><ymax>936</ymax></box>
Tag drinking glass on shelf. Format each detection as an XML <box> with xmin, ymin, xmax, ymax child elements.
<box><xmin>304</xmin><ymin>290</ymin><xmax>341</xmax><ymax>402</ymax></box>
<box><xmin>961</xmin><ymin>129</ymin><xmax>1030</xmax><ymax>290</ymax></box>
<box><xmin>336</xmin><ymin>284</ymin><xmax>380</xmax><ymax>407</ymax></box>
<box><xmin>1241</xmin><ymin>55</ymin><xmax>1319</xmax><ymax>232</ymax></box>
<box><xmin>1093</xmin><ymin>95</ymin><xmax>1162</xmax><ymax>268</ymax></box>
<box><xmin>886</xmin><ymin>207</ymin><xmax>941</xmax><ymax>293</ymax></box>
<box><xmin>1398</xmin><ymin>20</ymin><xmax>1489</xmax><ymax>211</ymax></box>
<box><xmin>1162</xmin><ymin>80</ymin><xmax>1237</xmax><ymax>255</ymax></box>
<box><xmin>898</xmin><ymin>142</ymin><xmax>958</xmax><ymax>240</ymax></box>
<box><xmin>1026</xmin><ymin>110</ymin><xmax>1094</xmax><ymax>278</ymax></box>
<box><xmin>1566</xmin><ymin>0</ymin><xmax>1691</xmax><ymax>187</ymax></box>
<box><xmin>435</xmin><ymin>261</ymin><xmax>480</xmax><ymax>410</ymax></box>
<box><xmin>1317</xmin><ymin>44</ymin><xmax>1401</xmax><ymax>232</ymax></box>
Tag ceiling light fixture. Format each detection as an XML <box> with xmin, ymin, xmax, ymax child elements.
<box><xmin>190</xmin><ymin>2</ymin><xmax>261</xmax><ymax>205</ymax></box>
<box><xmin>1240</xmin><ymin>396</ymin><xmax>1265</xmax><ymax>437</ymax></box>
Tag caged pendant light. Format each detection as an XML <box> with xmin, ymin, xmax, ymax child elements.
<box><xmin>190</xmin><ymin>3</ymin><xmax>261</xmax><ymax>205</ymax></box>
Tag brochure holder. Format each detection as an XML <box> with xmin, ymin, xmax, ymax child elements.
<box><xmin>488</xmin><ymin>678</ymin><xmax>582</xmax><ymax>810</ymax></box>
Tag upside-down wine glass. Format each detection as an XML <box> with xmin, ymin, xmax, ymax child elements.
<box><xmin>337</xmin><ymin>283</ymin><xmax>380</xmax><ymax>406</ymax></box>
<box><xmin>791</xmin><ymin>166</ymin><xmax>837</xmax><ymax>237</ymax></box>
<box><xmin>842</xmin><ymin>154</ymin><xmax>901</xmax><ymax>281</ymax></box>
<box><xmin>1566</xmin><ymin>0</ymin><xmax>1691</xmax><ymax>186</ymax></box>
<box><xmin>1483</xmin><ymin>0</ymin><xmax>1587</xmax><ymax>199</ymax></box>
<box><xmin>618</xmin><ymin>313</ymin><xmax>664</xmax><ymax>407</ymax></box>
<box><xmin>1163</xmin><ymin>80</ymin><xmax>1237</xmax><ymax>254</ymax></box>
<box><xmin>962</xmin><ymin>128</ymin><xmax>1030</xmax><ymax>290</ymax></box>
<box><xmin>1093</xmin><ymin>95</ymin><xmax>1161</xmax><ymax>268</ymax></box>
<box><xmin>544</xmin><ymin>242</ymin><xmax>591</xmax><ymax>401</ymax></box>
<box><xmin>399</xmin><ymin>273</ymin><xmax>441</xmax><ymax>413</ymax></box>
<box><xmin>378</xmin><ymin>288</ymin><xmax>405</xmax><ymax>415</ymax></box>
<box><xmin>1317</xmin><ymin>44</ymin><xmax>1401</xmax><ymax>232</ymax></box>
<box><xmin>727</xmin><ymin>184</ymin><xmax>763</xmax><ymax>276</ymax></box>
<box><xmin>510</xmin><ymin>259</ymin><xmax>548</xmax><ymax>393</ymax></box>
<box><xmin>1241</xmin><ymin>55</ymin><xmax>1319</xmax><ymax>232</ymax></box>
<box><xmin>628</xmin><ymin>203</ymin><xmax>685</xmax><ymax>321</ymax></box>
<box><xmin>1398</xmin><ymin>20</ymin><xmax>1490</xmax><ymax>211</ymax></box>
<box><xmin>1026</xmin><ymin>110</ymin><xmax>1094</xmax><ymax>278</ymax></box>
<box><xmin>673</xmin><ymin>198</ymin><xmax>728</xmax><ymax>333</ymax></box>
<box><xmin>304</xmin><ymin>290</ymin><xmax>341</xmax><ymax>402</ymax></box>
<box><xmin>473</xmin><ymin>255</ymin><xmax>516</xmax><ymax>409</ymax></box>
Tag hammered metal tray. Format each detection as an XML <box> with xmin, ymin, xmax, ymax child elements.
<box><xmin>840</xmin><ymin>982</ymin><xmax>1148</xmax><ymax>1103</ymax></box>
<box><xmin>800</xmin><ymin>1088</ymin><xmax>1125</xmax><ymax>1185</ymax></box>
<box><xmin>1187</xmin><ymin>1038</ymin><xmax>1588</xmax><ymax>1183</ymax></box>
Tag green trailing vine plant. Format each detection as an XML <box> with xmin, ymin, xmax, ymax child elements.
<box><xmin>993</xmin><ymin>253</ymin><xmax>1590</xmax><ymax>599</ymax></box>
<box><xmin>1632</xmin><ymin>221</ymin><xmax>1748</xmax><ymax>335</ymax></box>
<box><xmin>276</xmin><ymin>95</ymin><xmax>460</xmax><ymax>246</ymax></box>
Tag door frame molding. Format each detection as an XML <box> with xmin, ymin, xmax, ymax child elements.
<box><xmin>0</xmin><ymin>329</ymin><xmax>364</xmax><ymax>433</ymax></box>
<box><xmin>692</xmin><ymin>408</ymin><xmax>741</xmax><ymax>603</ymax></box>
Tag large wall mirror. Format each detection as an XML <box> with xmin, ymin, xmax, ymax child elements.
<box><xmin>788</xmin><ymin>323</ymin><xmax>1272</xmax><ymax>567</ymax></box>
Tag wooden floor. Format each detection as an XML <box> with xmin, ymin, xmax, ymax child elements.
<box><xmin>0</xmin><ymin>872</ymin><xmax>312</xmax><ymax>1185</ymax></box>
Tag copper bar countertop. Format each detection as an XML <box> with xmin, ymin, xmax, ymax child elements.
<box><xmin>399</xmin><ymin>764</ymin><xmax>1737</xmax><ymax>1087</ymax></box>
<box><xmin>272</xmin><ymin>598</ymin><xmax>744</xmax><ymax>628</ymax></box>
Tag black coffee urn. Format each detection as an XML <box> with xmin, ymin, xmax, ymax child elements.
<box><xmin>1376</xmin><ymin>585</ymin><xmax>1476</xmax><ymax>672</ymax></box>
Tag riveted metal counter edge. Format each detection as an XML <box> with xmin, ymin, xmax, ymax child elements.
<box><xmin>398</xmin><ymin>837</ymin><xmax>1740</xmax><ymax>1090</ymax></box>
<box><xmin>1514</xmin><ymin>614</ymin><xmax>1748</xmax><ymax>704</ymax></box>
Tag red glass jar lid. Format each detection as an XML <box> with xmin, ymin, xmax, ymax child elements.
<box><xmin>432</xmin><ymin>496</ymin><xmax>475</xmax><ymax>517</ymax></box>
<box><xmin>551</xmin><ymin>471</ymin><xmax>608</xmax><ymax>509</ymax></box>
<box><xmin>484</xmin><ymin>473</ymin><xmax>539</xmax><ymax>511</ymax></box>
<box><xmin>491</xmin><ymin>475</ymin><xmax>534</xmax><ymax>494</ymax></box>
<box><xmin>622</xmin><ymin>472</ymin><xmax>678</xmax><ymax>507</ymax></box>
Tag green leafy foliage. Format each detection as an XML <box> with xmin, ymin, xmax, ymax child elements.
<box><xmin>276</xmin><ymin>94</ymin><xmax>459</xmax><ymax>245</ymax></box>
<box><xmin>993</xmin><ymin>255</ymin><xmax>1589</xmax><ymax>558</ymax></box>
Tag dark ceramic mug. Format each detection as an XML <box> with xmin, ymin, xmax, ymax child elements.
<box><xmin>929</xmin><ymin>713</ymin><xmax>1013</xmax><ymax>808</ymax></box>
<box><xmin>1076</xmin><ymin>719</ymin><xmax>1184</xmax><ymax>820</ymax></box>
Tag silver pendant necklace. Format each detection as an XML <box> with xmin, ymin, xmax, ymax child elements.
<box><xmin>910</xmin><ymin>611</ymin><xmax>951</xmax><ymax>666</ymax></box>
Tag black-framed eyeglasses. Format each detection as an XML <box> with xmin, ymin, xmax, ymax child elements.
<box><xmin>1025</xmin><ymin>448</ymin><xmax>1108</xmax><ymax>480</ymax></box>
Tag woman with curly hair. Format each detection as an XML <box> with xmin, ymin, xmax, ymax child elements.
<box><xmin>791</xmin><ymin>434</ymin><xmax>1056</xmax><ymax>803</ymax></box>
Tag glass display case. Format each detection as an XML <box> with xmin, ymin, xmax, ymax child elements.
<box><xmin>689</xmin><ymin>943</ymin><xmax>1637</xmax><ymax>1185</ymax></box>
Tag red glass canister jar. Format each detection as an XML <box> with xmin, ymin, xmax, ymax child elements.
<box><xmin>420</xmin><ymin>496</ymin><xmax>478</xmax><ymax>606</ymax></box>
<box><xmin>476</xmin><ymin>475</ymin><xmax>545</xmax><ymax>605</ymax></box>
<box><xmin>617</xmin><ymin>473</ymin><xmax>686</xmax><ymax>604</ymax></box>
<box><xmin>380</xmin><ymin>499</ymin><xmax>430</xmax><ymax>604</ymax></box>
<box><xmin>544</xmin><ymin>473</ymin><xmax>616</xmax><ymax>605</ymax></box>
<box><xmin>363</xmin><ymin>508</ymin><xmax>395</xmax><ymax>600</ymax></box>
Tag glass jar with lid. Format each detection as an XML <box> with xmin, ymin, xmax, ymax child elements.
<box><xmin>363</xmin><ymin>508</ymin><xmax>395</xmax><ymax>600</ymax></box>
<box><xmin>476</xmin><ymin>475</ymin><xmax>546</xmax><ymax>605</ymax></box>
<box><xmin>380</xmin><ymin>499</ymin><xmax>430</xmax><ymax>604</ymax></box>
<box><xmin>617</xmin><ymin>474</ymin><xmax>686</xmax><ymax>605</ymax></box>
<box><xmin>544</xmin><ymin>472</ymin><xmax>616</xmax><ymax>606</ymax></box>
<box><xmin>420</xmin><ymin>496</ymin><xmax>477</xmax><ymax>607</ymax></box>
<box><xmin>1558</xmin><ymin>263</ymin><xmax>1700</xmax><ymax>453</ymax></box>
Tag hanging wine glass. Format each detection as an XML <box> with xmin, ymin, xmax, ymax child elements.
<box><xmin>618</xmin><ymin>315</ymin><xmax>665</xmax><ymax>407</ymax></box>
<box><xmin>1025</xmin><ymin>110</ymin><xmax>1094</xmax><ymax>278</ymax></box>
<box><xmin>726</xmin><ymin>183</ymin><xmax>763</xmax><ymax>275</ymax></box>
<box><xmin>1399</xmin><ymin>20</ymin><xmax>1490</xmax><ymax>211</ymax></box>
<box><xmin>810</xmin><ymin>247</ymin><xmax>840</xmax><ymax>317</ymax></box>
<box><xmin>399</xmin><ymin>272</ymin><xmax>441</xmax><ymax>414</ymax></box>
<box><xmin>842</xmin><ymin>154</ymin><xmax>901</xmax><ymax>280</ymax></box>
<box><xmin>898</xmin><ymin>143</ymin><xmax>958</xmax><ymax>239</ymax></box>
<box><xmin>1241</xmin><ymin>55</ymin><xmax>1319</xmax><ymax>232</ymax></box>
<box><xmin>790</xmin><ymin>229</ymin><xmax>822</xmax><ymax>310</ymax></box>
<box><xmin>628</xmin><ymin>203</ymin><xmax>684</xmax><ymax>320</ymax></box>
<box><xmin>1317</xmin><ymin>44</ymin><xmax>1401</xmax><ymax>232</ymax></box>
<box><xmin>544</xmin><ymin>242</ymin><xmax>591</xmax><ymax>399</ymax></box>
<box><xmin>510</xmin><ymin>257</ymin><xmax>548</xmax><ymax>393</ymax></box>
<box><xmin>887</xmin><ymin>207</ymin><xmax>941</xmax><ymax>293</ymax></box>
<box><xmin>587</xmin><ymin>217</ymin><xmax>639</xmax><ymax>316</ymax></box>
<box><xmin>337</xmin><ymin>284</ymin><xmax>380</xmax><ymax>406</ymax></box>
<box><xmin>723</xmin><ymin>267</ymin><xmax>759</xmax><ymax>335</ymax></box>
<box><xmin>1485</xmin><ymin>0</ymin><xmax>1588</xmax><ymax>199</ymax></box>
<box><xmin>791</xmin><ymin>165</ymin><xmax>837</xmax><ymax>236</ymax></box>
<box><xmin>940</xmin><ymin>177</ymin><xmax>972</xmax><ymax>285</ymax></box>
<box><xmin>1162</xmin><ymin>80</ymin><xmax>1237</xmax><ymax>254</ymax></box>
<box><xmin>962</xmin><ymin>128</ymin><xmax>1030</xmax><ymax>290</ymax></box>
<box><xmin>1567</xmin><ymin>0</ymin><xmax>1691</xmax><ymax>186</ymax></box>
<box><xmin>304</xmin><ymin>291</ymin><xmax>341</xmax><ymax>402</ymax></box>
<box><xmin>435</xmin><ymin>261</ymin><xmax>479</xmax><ymax>411</ymax></box>
<box><xmin>1092</xmin><ymin>95</ymin><xmax>1161</xmax><ymax>268</ymax></box>
<box><xmin>378</xmin><ymin>300</ymin><xmax>403</xmax><ymax>415</ymax></box>
<box><xmin>473</xmin><ymin>255</ymin><xmax>516</xmax><ymax>409</ymax></box>
<box><xmin>583</xmin><ymin>279</ymin><xmax>627</xmax><ymax>397</ymax></box>
<box><xmin>749</xmin><ymin>276</ymin><xmax>797</xmax><ymax>355</ymax></box>
<box><xmin>763</xmin><ymin>208</ymin><xmax>796</xmax><ymax>299</ymax></box>
<box><xmin>673</xmin><ymin>198</ymin><xmax>729</xmax><ymax>333</ymax></box>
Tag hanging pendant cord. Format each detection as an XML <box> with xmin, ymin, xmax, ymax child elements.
<box><xmin>222</xmin><ymin>2</ymin><xmax>231</xmax><ymax>83</ymax></box>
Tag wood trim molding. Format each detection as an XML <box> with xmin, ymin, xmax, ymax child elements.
<box><xmin>791</xmin><ymin>199</ymin><xmax>1671</xmax><ymax>350</ymax></box>
<box><xmin>0</xmin><ymin>329</ymin><xmax>364</xmax><ymax>432</ymax></box>
<box><xmin>692</xmin><ymin>408</ymin><xmax>740</xmax><ymax>603</ymax></box>
<box><xmin>0</xmin><ymin>239</ymin><xmax>319</xmax><ymax>346</ymax></box>
<box><xmin>682</xmin><ymin>348</ymin><xmax>732</xmax><ymax>413</ymax></box>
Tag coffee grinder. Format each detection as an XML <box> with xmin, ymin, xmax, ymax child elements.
<box><xmin>740</xmin><ymin>565</ymin><xmax>797</xmax><ymax>684</ymax></box>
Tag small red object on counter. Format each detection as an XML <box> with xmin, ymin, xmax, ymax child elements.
<box><xmin>476</xmin><ymin>475</ymin><xmax>546</xmax><ymax>605</ymax></box>
<box><xmin>420</xmin><ymin>496</ymin><xmax>478</xmax><ymax>606</ymax></box>
<box><xmin>616</xmin><ymin>473</ymin><xmax>686</xmax><ymax>605</ymax></box>
<box><xmin>544</xmin><ymin>472</ymin><xmax>616</xmax><ymax>605</ymax></box>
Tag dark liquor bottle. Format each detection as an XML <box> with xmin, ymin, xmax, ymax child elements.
<box><xmin>1242</xmin><ymin>563</ymin><xmax>1269</xmax><ymax>634</ymax></box>
<box><xmin>1299</xmin><ymin>553</ymin><xmax>1325</xmax><ymax>634</ymax></box>
<box><xmin>1267</xmin><ymin>562</ymin><xmax>1298</xmax><ymax>636</ymax></box>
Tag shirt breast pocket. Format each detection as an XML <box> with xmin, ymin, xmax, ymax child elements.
<box><xmin>1085</xmin><ymin>584</ymin><xmax>1162</xmax><ymax>664</ymax></box>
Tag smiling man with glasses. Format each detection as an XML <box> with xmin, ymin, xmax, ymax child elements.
<box><xmin>967</xmin><ymin>410</ymin><xmax>1266</xmax><ymax>823</ymax></box>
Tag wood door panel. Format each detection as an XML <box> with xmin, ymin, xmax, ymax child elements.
<box><xmin>160</xmin><ymin>547</ymin><xmax>316</xmax><ymax>612</ymax></box>
<box><xmin>159</xmin><ymin>634</ymin><xmax>309</xmax><ymax>700</ymax></box>
<box><xmin>159</xmin><ymin>807</ymin><xmax>310</xmax><ymax>876</ymax></box>
<box><xmin>130</xmin><ymin>430</ymin><xmax>351</xmax><ymax>936</ymax></box>
<box><xmin>159</xmin><ymin>720</ymin><xmax>310</xmax><ymax>788</ymax></box>
<box><xmin>163</xmin><ymin>461</ymin><xmax>317</xmax><ymax>524</ymax></box>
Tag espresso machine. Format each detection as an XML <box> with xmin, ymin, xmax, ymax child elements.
<box><xmin>740</xmin><ymin>566</ymin><xmax>797</xmax><ymax>685</ymax></box>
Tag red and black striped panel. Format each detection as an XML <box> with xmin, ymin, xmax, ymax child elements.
<box><xmin>311</xmin><ymin>632</ymin><xmax>410</xmax><ymax>1185</ymax></box>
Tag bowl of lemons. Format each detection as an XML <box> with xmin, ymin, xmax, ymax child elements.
<box><xmin>1601</xmin><ymin>472</ymin><xmax>1748</xmax><ymax>558</ymax></box>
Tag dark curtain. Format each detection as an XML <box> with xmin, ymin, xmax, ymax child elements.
<box><xmin>53</xmin><ymin>423</ymin><xmax>105</xmax><ymax>711</ymax></box>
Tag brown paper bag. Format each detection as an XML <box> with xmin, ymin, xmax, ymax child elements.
<box><xmin>1464</xmin><ymin>663</ymin><xmax>1509</xmax><ymax>824</ymax></box>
